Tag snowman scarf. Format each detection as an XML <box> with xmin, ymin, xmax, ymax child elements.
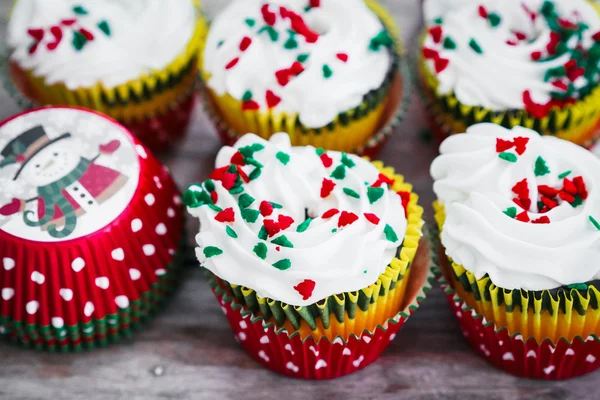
<box><xmin>23</xmin><ymin>157</ymin><xmax>90</xmax><ymax>239</ymax></box>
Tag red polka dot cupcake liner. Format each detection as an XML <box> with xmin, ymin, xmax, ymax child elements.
<box><xmin>0</xmin><ymin>107</ymin><xmax>186</xmax><ymax>351</ymax></box>
<box><xmin>431</xmin><ymin>232</ymin><xmax>600</xmax><ymax>380</ymax></box>
<box><xmin>206</xmin><ymin>235</ymin><xmax>434</xmax><ymax>380</ymax></box>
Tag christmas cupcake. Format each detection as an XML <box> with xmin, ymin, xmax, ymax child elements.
<box><xmin>185</xmin><ymin>133</ymin><xmax>432</xmax><ymax>379</ymax></box>
<box><xmin>4</xmin><ymin>0</ymin><xmax>206</xmax><ymax>152</ymax></box>
<box><xmin>0</xmin><ymin>107</ymin><xmax>185</xmax><ymax>351</ymax></box>
<box><xmin>431</xmin><ymin>123</ymin><xmax>600</xmax><ymax>379</ymax></box>
<box><xmin>419</xmin><ymin>0</ymin><xmax>600</xmax><ymax>148</ymax></box>
<box><xmin>199</xmin><ymin>0</ymin><xmax>408</xmax><ymax>156</ymax></box>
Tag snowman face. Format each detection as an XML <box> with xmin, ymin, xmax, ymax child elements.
<box><xmin>20</xmin><ymin>143</ymin><xmax>81</xmax><ymax>187</ymax></box>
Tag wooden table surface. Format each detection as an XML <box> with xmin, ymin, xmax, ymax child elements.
<box><xmin>0</xmin><ymin>1</ymin><xmax>594</xmax><ymax>399</ymax></box>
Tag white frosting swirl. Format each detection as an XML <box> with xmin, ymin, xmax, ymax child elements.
<box><xmin>188</xmin><ymin>133</ymin><xmax>407</xmax><ymax>306</ymax></box>
<box><xmin>432</xmin><ymin>123</ymin><xmax>600</xmax><ymax>290</ymax></box>
<box><xmin>8</xmin><ymin>0</ymin><xmax>197</xmax><ymax>89</ymax></box>
<box><xmin>203</xmin><ymin>0</ymin><xmax>393</xmax><ymax>128</ymax></box>
<box><xmin>422</xmin><ymin>0</ymin><xmax>600</xmax><ymax>110</ymax></box>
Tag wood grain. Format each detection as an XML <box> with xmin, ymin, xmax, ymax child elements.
<box><xmin>0</xmin><ymin>1</ymin><xmax>590</xmax><ymax>399</ymax></box>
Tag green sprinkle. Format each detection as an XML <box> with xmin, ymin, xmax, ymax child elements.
<box><xmin>544</xmin><ymin>66</ymin><xmax>565</xmax><ymax>82</ymax></box>
<box><xmin>323</xmin><ymin>64</ymin><xmax>333</xmax><ymax>79</ymax></box>
<box><xmin>72</xmin><ymin>5</ymin><xmax>88</xmax><ymax>15</ymax></box>
<box><xmin>590</xmin><ymin>216</ymin><xmax>600</xmax><ymax>230</ymax></box>
<box><xmin>567</xmin><ymin>283</ymin><xmax>589</xmax><ymax>291</ymax></box>
<box><xmin>253</xmin><ymin>243</ymin><xmax>268</xmax><ymax>260</ymax></box>
<box><xmin>246</xmin><ymin>158</ymin><xmax>263</xmax><ymax>168</ymax></box>
<box><xmin>270</xmin><ymin>202</ymin><xmax>283</xmax><ymax>209</ymax></box>
<box><xmin>315</xmin><ymin>148</ymin><xmax>325</xmax><ymax>156</ymax></box>
<box><xmin>284</xmin><ymin>37</ymin><xmax>298</xmax><ymax>49</ymax></box>
<box><xmin>343</xmin><ymin>188</ymin><xmax>360</xmax><ymax>199</ymax></box>
<box><xmin>434</xmin><ymin>17</ymin><xmax>443</xmax><ymax>25</ymax></box>
<box><xmin>488</xmin><ymin>13</ymin><xmax>502</xmax><ymax>27</ymax></box>
<box><xmin>238</xmin><ymin>193</ymin><xmax>255</xmax><ymax>209</ymax></box>
<box><xmin>241</xmin><ymin>209</ymin><xmax>260</xmax><ymax>223</ymax></box>
<box><xmin>341</xmin><ymin>153</ymin><xmax>356</xmax><ymax>168</ymax></box>
<box><xmin>384</xmin><ymin>224</ymin><xmax>398</xmax><ymax>242</ymax></box>
<box><xmin>297</xmin><ymin>218</ymin><xmax>312</xmax><ymax>232</ymax></box>
<box><xmin>443</xmin><ymin>37</ymin><xmax>456</xmax><ymax>50</ymax></box>
<box><xmin>367</xmin><ymin>187</ymin><xmax>385</xmax><ymax>204</ymax></box>
<box><xmin>331</xmin><ymin>228</ymin><xmax>337</xmax><ymax>233</ymax></box>
<box><xmin>228</xmin><ymin>164</ymin><xmax>238</xmax><ymax>173</ymax></box>
<box><xmin>229</xmin><ymin>186</ymin><xmax>244</xmax><ymax>195</ymax></box>
<box><xmin>297</xmin><ymin>53</ymin><xmax>310</xmax><ymax>63</ymax></box>
<box><xmin>363</xmin><ymin>270</ymin><xmax>368</xmax><ymax>274</ymax></box>
<box><xmin>534</xmin><ymin>156</ymin><xmax>551</xmax><ymax>176</ymax></box>
<box><xmin>258</xmin><ymin>26</ymin><xmax>279</xmax><ymax>42</ymax></box>
<box><xmin>204</xmin><ymin>179</ymin><xmax>215</xmax><ymax>192</ymax></box>
<box><xmin>217</xmin><ymin>40</ymin><xmax>224</xmax><ymax>48</ymax></box>
<box><xmin>242</xmin><ymin>90</ymin><xmax>253</xmax><ymax>101</ymax></box>
<box><xmin>498</xmin><ymin>152</ymin><xmax>518</xmax><ymax>162</ymax></box>
<box><xmin>208</xmin><ymin>204</ymin><xmax>223</xmax><ymax>212</ymax></box>
<box><xmin>369</xmin><ymin>30</ymin><xmax>393</xmax><ymax>51</ymax></box>
<box><xmin>272</xmin><ymin>259</ymin><xmax>292</xmax><ymax>270</ymax></box>
<box><xmin>245</xmin><ymin>18</ymin><xmax>256</xmax><ymax>28</ymax></box>
<box><xmin>276</xmin><ymin>151</ymin><xmax>291</xmax><ymax>165</ymax></box>
<box><xmin>331</xmin><ymin>165</ymin><xmax>346</xmax><ymax>180</ymax></box>
<box><xmin>203</xmin><ymin>246</ymin><xmax>223</xmax><ymax>258</ymax></box>
<box><xmin>226</xmin><ymin>226</ymin><xmax>238</xmax><ymax>238</ymax></box>
<box><xmin>72</xmin><ymin>30</ymin><xmax>88</xmax><ymax>51</ymax></box>
<box><xmin>503</xmin><ymin>207</ymin><xmax>517</xmax><ymax>218</ymax></box>
<box><xmin>570</xmin><ymin>195</ymin><xmax>583</xmax><ymax>208</ymax></box>
<box><xmin>258</xmin><ymin>225</ymin><xmax>268</xmax><ymax>240</ymax></box>
<box><xmin>558</xmin><ymin>170</ymin><xmax>571</xmax><ymax>179</ymax></box>
<box><xmin>272</xmin><ymin>235</ymin><xmax>294</xmax><ymax>248</ymax></box>
<box><xmin>249</xmin><ymin>168</ymin><xmax>262</xmax><ymax>181</ymax></box>
<box><xmin>469</xmin><ymin>38</ymin><xmax>483</xmax><ymax>54</ymax></box>
<box><xmin>97</xmin><ymin>20</ymin><xmax>111</xmax><ymax>36</ymax></box>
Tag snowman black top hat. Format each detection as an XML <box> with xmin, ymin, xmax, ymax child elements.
<box><xmin>0</xmin><ymin>125</ymin><xmax>71</xmax><ymax>180</ymax></box>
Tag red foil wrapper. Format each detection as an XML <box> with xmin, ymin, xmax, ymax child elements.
<box><xmin>0</xmin><ymin>106</ymin><xmax>185</xmax><ymax>351</ymax></box>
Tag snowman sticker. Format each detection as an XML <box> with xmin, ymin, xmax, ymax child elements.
<box><xmin>0</xmin><ymin>110</ymin><xmax>140</xmax><ymax>241</ymax></box>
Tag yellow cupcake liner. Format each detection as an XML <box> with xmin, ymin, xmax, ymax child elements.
<box><xmin>8</xmin><ymin>1</ymin><xmax>208</xmax><ymax>123</ymax></box>
<box><xmin>417</xmin><ymin>28</ymin><xmax>600</xmax><ymax>147</ymax></box>
<box><xmin>199</xmin><ymin>0</ymin><xmax>406</xmax><ymax>153</ymax></box>
<box><xmin>434</xmin><ymin>201</ymin><xmax>600</xmax><ymax>343</ymax></box>
<box><xmin>215</xmin><ymin>163</ymin><xmax>424</xmax><ymax>341</ymax></box>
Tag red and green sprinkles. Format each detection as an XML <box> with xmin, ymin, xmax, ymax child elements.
<box><xmin>496</xmin><ymin>137</ymin><xmax>529</xmax><ymax>162</ymax></box>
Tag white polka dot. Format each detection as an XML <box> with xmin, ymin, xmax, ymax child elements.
<box><xmin>31</xmin><ymin>271</ymin><xmax>45</xmax><ymax>284</ymax></box>
<box><xmin>333</xmin><ymin>337</ymin><xmax>344</xmax><ymax>345</ymax></box>
<box><xmin>342</xmin><ymin>348</ymin><xmax>351</xmax><ymax>356</ymax></box>
<box><xmin>155</xmin><ymin>269</ymin><xmax>166</xmax><ymax>276</ymax></box>
<box><xmin>526</xmin><ymin>350</ymin><xmax>537</xmax><ymax>358</ymax></box>
<box><xmin>84</xmin><ymin>301</ymin><xmax>95</xmax><ymax>317</ymax></box>
<box><xmin>51</xmin><ymin>317</ymin><xmax>64</xmax><ymax>329</ymax></box>
<box><xmin>309</xmin><ymin>346</ymin><xmax>319</xmax><ymax>356</ymax></box>
<box><xmin>59</xmin><ymin>288</ymin><xmax>73</xmax><ymax>301</ymax></box>
<box><xmin>389</xmin><ymin>333</ymin><xmax>397</xmax><ymax>341</ymax></box>
<box><xmin>143</xmin><ymin>244</ymin><xmax>156</xmax><ymax>256</ymax></box>
<box><xmin>587</xmin><ymin>354</ymin><xmax>597</xmax><ymax>363</ymax></box>
<box><xmin>1</xmin><ymin>288</ymin><xmax>14</xmax><ymax>300</ymax></box>
<box><xmin>26</xmin><ymin>300</ymin><xmax>39</xmax><ymax>314</ymax></box>
<box><xmin>479</xmin><ymin>344</ymin><xmax>491</xmax><ymax>357</ymax></box>
<box><xmin>168</xmin><ymin>249</ymin><xmax>175</xmax><ymax>255</ymax></box>
<box><xmin>2</xmin><ymin>257</ymin><xmax>15</xmax><ymax>270</ymax></box>
<box><xmin>352</xmin><ymin>356</ymin><xmax>365</xmax><ymax>367</ymax></box>
<box><xmin>565</xmin><ymin>348</ymin><xmax>575</xmax><ymax>356</ymax></box>
<box><xmin>155</xmin><ymin>223</ymin><xmax>167</xmax><ymax>235</ymax></box>
<box><xmin>239</xmin><ymin>321</ymin><xmax>248</xmax><ymax>329</ymax></box>
<box><xmin>502</xmin><ymin>352</ymin><xmax>515</xmax><ymax>361</ymax></box>
<box><xmin>131</xmin><ymin>219</ymin><xmax>143</xmax><ymax>232</ymax></box>
<box><xmin>258</xmin><ymin>350</ymin><xmax>270</xmax><ymax>362</ymax></box>
<box><xmin>167</xmin><ymin>208</ymin><xmax>175</xmax><ymax>218</ymax></box>
<box><xmin>129</xmin><ymin>268</ymin><xmax>141</xmax><ymax>280</ymax></box>
<box><xmin>95</xmin><ymin>277</ymin><xmax>110</xmax><ymax>289</ymax></box>
<box><xmin>544</xmin><ymin>365</ymin><xmax>555</xmax><ymax>375</ymax></box>
<box><xmin>284</xmin><ymin>344</ymin><xmax>294</xmax><ymax>354</ymax></box>
<box><xmin>71</xmin><ymin>257</ymin><xmax>85</xmax><ymax>272</ymax></box>
<box><xmin>260</xmin><ymin>336</ymin><xmax>269</xmax><ymax>344</ymax></box>
<box><xmin>315</xmin><ymin>359</ymin><xmax>327</xmax><ymax>370</ymax></box>
<box><xmin>115</xmin><ymin>295</ymin><xmax>129</xmax><ymax>309</ymax></box>
<box><xmin>135</xmin><ymin>144</ymin><xmax>147</xmax><ymax>159</ymax></box>
<box><xmin>145</xmin><ymin>194</ymin><xmax>155</xmax><ymax>206</ymax></box>
<box><xmin>173</xmin><ymin>195</ymin><xmax>182</xmax><ymax>205</ymax></box>
<box><xmin>238</xmin><ymin>332</ymin><xmax>247</xmax><ymax>341</ymax></box>
<box><xmin>362</xmin><ymin>336</ymin><xmax>371</xmax><ymax>343</ymax></box>
<box><xmin>286</xmin><ymin>362</ymin><xmax>299</xmax><ymax>373</ymax></box>
<box><xmin>154</xmin><ymin>176</ymin><xmax>163</xmax><ymax>189</ymax></box>
<box><xmin>111</xmin><ymin>248</ymin><xmax>125</xmax><ymax>261</ymax></box>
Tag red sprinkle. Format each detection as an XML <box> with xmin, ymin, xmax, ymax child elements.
<box><xmin>275</xmin><ymin>61</ymin><xmax>305</xmax><ymax>87</ymax></box>
<box><xmin>259</xmin><ymin>200</ymin><xmax>274</xmax><ymax>216</ymax></box>
<box><xmin>372</xmin><ymin>173</ymin><xmax>395</xmax><ymax>188</ymax></box>
<box><xmin>546</xmin><ymin>31</ymin><xmax>561</xmax><ymax>54</ymax></box>
<box><xmin>538</xmin><ymin>185</ymin><xmax>559</xmax><ymax>197</ymax></box>
<box><xmin>564</xmin><ymin>59</ymin><xmax>577</xmax><ymax>70</ymax></box>
<box><xmin>506</xmin><ymin>40</ymin><xmax>518</xmax><ymax>46</ymax></box>
<box><xmin>209</xmin><ymin>166</ymin><xmax>229</xmax><ymax>180</ymax></box>
<box><xmin>27</xmin><ymin>28</ymin><xmax>44</xmax><ymax>42</ymax></box>
<box><xmin>336</xmin><ymin>53</ymin><xmax>349</xmax><ymax>62</ymax></box>
<box><xmin>279</xmin><ymin>6</ymin><xmax>290</xmax><ymax>18</ymax></box>
<box><xmin>209</xmin><ymin>166</ymin><xmax>238</xmax><ymax>190</ymax></box>
<box><xmin>552</xmin><ymin>80</ymin><xmax>568</xmax><ymax>91</ymax></box>
<box><xmin>364</xmin><ymin>213</ymin><xmax>380</xmax><ymax>225</ymax></box>
<box><xmin>496</xmin><ymin>138</ymin><xmax>514</xmax><ymax>152</ymax></box>
<box><xmin>211</xmin><ymin>191</ymin><xmax>218</xmax><ymax>204</ymax></box>
<box><xmin>309</xmin><ymin>0</ymin><xmax>320</xmax><ymax>7</ymax></box>
<box><xmin>567</xmin><ymin>67</ymin><xmax>585</xmax><ymax>82</ymax></box>
<box><xmin>434</xmin><ymin>58</ymin><xmax>450</xmax><ymax>73</ymax></box>
<box><xmin>261</xmin><ymin>4</ymin><xmax>277</xmax><ymax>26</ymax></box>
<box><xmin>320</xmin><ymin>178</ymin><xmax>336</xmax><ymax>198</ymax></box>
<box><xmin>523</xmin><ymin>90</ymin><xmax>550</xmax><ymax>119</ymax></box>
<box><xmin>573</xmin><ymin>176</ymin><xmax>588</xmax><ymax>199</ymax></box>
<box><xmin>593</xmin><ymin>31</ymin><xmax>600</xmax><ymax>42</ymax></box>
<box><xmin>398</xmin><ymin>191</ymin><xmax>411</xmax><ymax>217</ymax></box>
<box><xmin>61</xmin><ymin>19</ymin><xmax>76</xmax><ymax>26</ymax></box>
<box><xmin>294</xmin><ymin>279</ymin><xmax>316</xmax><ymax>300</ymax></box>
<box><xmin>322</xmin><ymin>208</ymin><xmax>340</xmax><ymax>219</ymax></box>
<box><xmin>263</xmin><ymin>219</ymin><xmax>281</xmax><ymax>237</ymax></box>
<box><xmin>278</xmin><ymin>215</ymin><xmax>294</xmax><ymax>230</ymax></box>
<box><xmin>47</xmin><ymin>26</ymin><xmax>63</xmax><ymax>50</ymax></box>
<box><xmin>320</xmin><ymin>153</ymin><xmax>333</xmax><ymax>168</ymax></box>
<box><xmin>522</xmin><ymin>3</ymin><xmax>537</xmax><ymax>21</ymax></box>
<box><xmin>338</xmin><ymin>211</ymin><xmax>358</xmax><ymax>228</ymax></box>
<box><xmin>422</xmin><ymin>47</ymin><xmax>439</xmax><ymax>60</ymax></box>
<box><xmin>79</xmin><ymin>28</ymin><xmax>94</xmax><ymax>41</ymax></box>
<box><xmin>532</xmin><ymin>216</ymin><xmax>551</xmax><ymax>224</ymax></box>
<box><xmin>563</xmin><ymin>178</ymin><xmax>577</xmax><ymax>195</ymax></box>
<box><xmin>515</xmin><ymin>31</ymin><xmax>527</xmax><ymax>40</ymax></box>
<box><xmin>239</xmin><ymin>36</ymin><xmax>252</xmax><ymax>51</ymax></box>
<box><xmin>516</xmin><ymin>211</ymin><xmax>530</xmax><ymax>222</ymax></box>
<box><xmin>513</xmin><ymin>136</ymin><xmax>529</xmax><ymax>155</ymax></box>
<box><xmin>478</xmin><ymin>5</ymin><xmax>488</xmax><ymax>18</ymax></box>
<box><xmin>558</xmin><ymin>191</ymin><xmax>575</xmax><ymax>203</ymax></box>
<box><xmin>242</xmin><ymin>99</ymin><xmax>260</xmax><ymax>111</ymax></box>
<box><xmin>558</xmin><ymin>18</ymin><xmax>577</xmax><ymax>30</ymax></box>
<box><xmin>541</xmin><ymin>196</ymin><xmax>559</xmax><ymax>210</ymax></box>
<box><xmin>230</xmin><ymin>151</ymin><xmax>245</xmax><ymax>166</ymax></box>
<box><xmin>236</xmin><ymin>166</ymin><xmax>250</xmax><ymax>183</ymax></box>
<box><xmin>215</xmin><ymin>207</ymin><xmax>235</xmax><ymax>223</ymax></box>
<box><xmin>265</xmin><ymin>90</ymin><xmax>281</xmax><ymax>108</ymax></box>
<box><xmin>428</xmin><ymin>26</ymin><xmax>443</xmax><ymax>43</ymax></box>
<box><xmin>276</xmin><ymin>246</ymin><xmax>281</xmax><ymax>251</ymax></box>
<box><xmin>512</xmin><ymin>178</ymin><xmax>529</xmax><ymax>198</ymax></box>
<box><xmin>226</xmin><ymin>57</ymin><xmax>240</xmax><ymax>70</ymax></box>
<box><xmin>530</xmin><ymin>51</ymin><xmax>542</xmax><ymax>61</ymax></box>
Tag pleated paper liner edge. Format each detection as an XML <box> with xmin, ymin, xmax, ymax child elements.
<box><xmin>433</xmin><ymin>202</ymin><xmax>600</xmax><ymax>345</ymax></box>
<box><xmin>197</xmin><ymin>0</ymin><xmax>411</xmax><ymax>155</ymax></box>
<box><xmin>413</xmin><ymin>31</ymin><xmax>600</xmax><ymax>148</ymax></box>
<box><xmin>0</xmin><ymin>233</ymin><xmax>187</xmax><ymax>352</ymax></box>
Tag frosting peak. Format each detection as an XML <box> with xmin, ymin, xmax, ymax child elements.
<box><xmin>432</xmin><ymin>123</ymin><xmax>600</xmax><ymax>290</ymax></box>
<box><xmin>186</xmin><ymin>133</ymin><xmax>408</xmax><ymax>306</ymax></box>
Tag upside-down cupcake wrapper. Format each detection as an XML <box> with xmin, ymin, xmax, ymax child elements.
<box><xmin>416</xmin><ymin>35</ymin><xmax>600</xmax><ymax>149</ymax></box>
<box><xmin>199</xmin><ymin>0</ymin><xmax>411</xmax><ymax>155</ymax></box>
<box><xmin>209</xmin><ymin>230</ymin><xmax>434</xmax><ymax>380</ymax></box>
<box><xmin>210</xmin><ymin>163</ymin><xmax>424</xmax><ymax>335</ymax></box>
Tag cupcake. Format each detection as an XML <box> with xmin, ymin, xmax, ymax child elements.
<box><xmin>199</xmin><ymin>0</ymin><xmax>408</xmax><ymax>156</ymax></box>
<box><xmin>431</xmin><ymin>123</ymin><xmax>600</xmax><ymax>379</ymax></box>
<box><xmin>418</xmin><ymin>0</ymin><xmax>600</xmax><ymax>148</ymax></box>
<box><xmin>4</xmin><ymin>0</ymin><xmax>206</xmax><ymax>152</ymax></box>
<box><xmin>0</xmin><ymin>107</ymin><xmax>185</xmax><ymax>351</ymax></box>
<box><xmin>185</xmin><ymin>133</ymin><xmax>432</xmax><ymax>379</ymax></box>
